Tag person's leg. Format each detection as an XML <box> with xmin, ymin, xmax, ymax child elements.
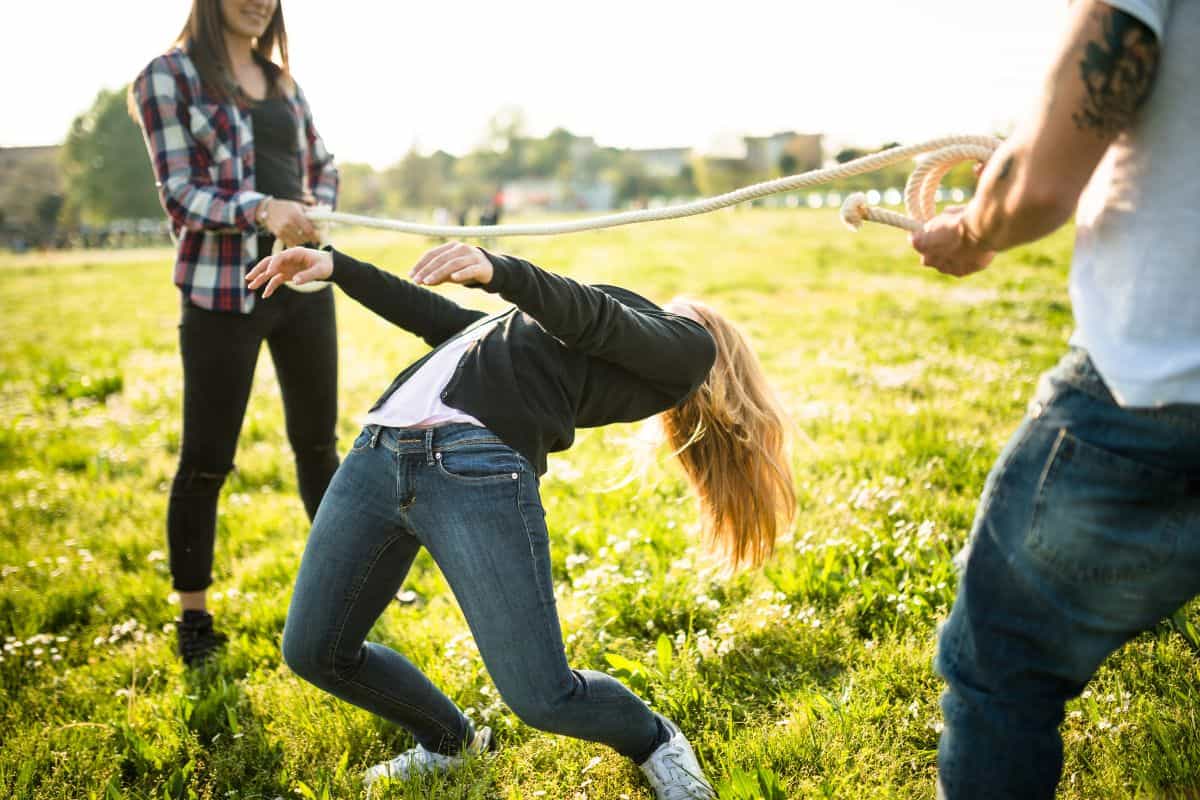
<box><xmin>936</xmin><ymin>350</ymin><xmax>1200</xmax><ymax>800</ymax></box>
<box><xmin>403</xmin><ymin>426</ymin><xmax>668</xmax><ymax>762</ymax></box>
<box><xmin>266</xmin><ymin>287</ymin><xmax>339</xmax><ymax>521</ymax></box>
<box><xmin>169</xmin><ymin>301</ymin><xmax>266</xmax><ymax>662</ymax></box>
<box><xmin>169</xmin><ymin>302</ymin><xmax>263</xmax><ymax>598</ymax></box>
<box><xmin>282</xmin><ymin>427</ymin><xmax>475</xmax><ymax>755</ymax></box>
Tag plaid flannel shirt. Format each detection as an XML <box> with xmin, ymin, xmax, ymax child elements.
<box><xmin>132</xmin><ymin>48</ymin><xmax>339</xmax><ymax>313</ymax></box>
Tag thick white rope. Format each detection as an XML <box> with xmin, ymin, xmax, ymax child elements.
<box><xmin>305</xmin><ymin>135</ymin><xmax>1000</xmax><ymax>238</ymax></box>
<box><xmin>286</xmin><ymin>135</ymin><xmax>998</xmax><ymax>293</ymax></box>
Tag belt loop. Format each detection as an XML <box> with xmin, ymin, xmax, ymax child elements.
<box><xmin>424</xmin><ymin>428</ymin><xmax>436</xmax><ymax>465</ymax></box>
<box><xmin>369</xmin><ymin>425</ymin><xmax>382</xmax><ymax>449</ymax></box>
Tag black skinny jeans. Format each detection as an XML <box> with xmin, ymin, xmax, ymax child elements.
<box><xmin>169</xmin><ymin>285</ymin><xmax>339</xmax><ymax>592</ymax></box>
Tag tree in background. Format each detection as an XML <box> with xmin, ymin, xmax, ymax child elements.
<box><xmin>35</xmin><ymin>194</ymin><xmax>64</xmax><ymax>233</ymax></box>
<box><xmin>0</xmin><ymin>147</ymin><xmax>64</xmax><ymax>233</ymax></box>
<box><xmin>525</xmin><ymin>127</ymin><xmax>576</xmax><ymax>180</ymax></box>
<box><xmin>383</xmin><ymin>146</ymin><xmax>445</xmax><ymax>210</ymax></box>
<box><xmin>483</xmin><ymin>106</ymin><xmax>529</xmax><ymax>182</ymax></box>
<box><xmin>336</xmin><ymin>163</ymin><xmax>384</xmax><ymax>214</ymax></box>
<box><xmin>61</xmin><ymin>87</ymin><xmax>161</xmax><ymax>223</ymax></box>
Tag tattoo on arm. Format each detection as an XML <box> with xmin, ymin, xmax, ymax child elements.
<box><xmin>1072</xmin><ymin>7</ymin><xmax>1161</xmax><ymax>137</ymax></box>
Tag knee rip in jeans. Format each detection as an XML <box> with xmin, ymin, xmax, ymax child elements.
<box><xmin>173</xmin><ymin>467</ymin><xmax>231</xmax><ymax>491</ymax></box>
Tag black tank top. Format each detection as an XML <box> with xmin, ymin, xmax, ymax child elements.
<box><xmin>250</xmin><ymin>96</ymin><xmax>303</xmax><ymax>202</ymax></box>
<box><xmin>250</xmin><ymin>94</ymin><xmax>308</xmax><ymax>258</ymax></box>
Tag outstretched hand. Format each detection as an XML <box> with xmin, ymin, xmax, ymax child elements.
<box><xmin>410</xmin><ymin>241</ymin><xmax>494</xmax><ymax>287</ymax></box>
<box><xmin>246</xmin><ymin>247</ymin><xmax>333</xmax><ymax>297</ymax></box>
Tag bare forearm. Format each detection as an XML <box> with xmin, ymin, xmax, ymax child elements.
<box><xmin>960</xmin><ymin>1</ymin><xmax>1162</xmax><ymax>254</ymax></box>
<box><xmin>961</xmin><ymin>140</ymin><xmax>1077</xmax><ymax>252</ymax></box>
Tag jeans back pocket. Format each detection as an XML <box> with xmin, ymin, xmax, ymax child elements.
<box><xmin>1027</xmin><ymin>428</ymin><xmax>1190</xmax><ymax>584</ymax></box>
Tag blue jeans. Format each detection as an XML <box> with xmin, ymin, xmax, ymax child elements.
<box><xmin>936</xmin><ymin>349</ymin><xmax>1200</xmax><ymax>799</ymax></box>
<box><xmin>282</xmin><ymin>423</ymin><xmax>665</xmax><ymax>760</ymax></box>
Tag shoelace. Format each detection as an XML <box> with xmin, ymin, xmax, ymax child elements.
<box><xmin>367</xmin><ymin>727</ymin><xmax>490</xmax><ymax>788</ymax></box>
<box><xmin>651</xmin><ymin>749</ymin><xmax>713</xmax><ymax>800</ymax></box>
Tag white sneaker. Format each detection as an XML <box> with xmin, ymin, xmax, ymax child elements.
<box><xmin>363</xmin><ymin>726</ymin><xmax>492</xmax><ymax>791</ymax></box>
<box><xmin>639</xmin><ymin>723</ymin><xmax>717</xmax><ymax>800</ymax></box>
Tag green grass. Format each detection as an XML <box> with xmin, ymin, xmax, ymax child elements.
<box><xmin>2</xmin><ymin>210</ymin><xmax>1198</xmax><ymax>799</ymax></box>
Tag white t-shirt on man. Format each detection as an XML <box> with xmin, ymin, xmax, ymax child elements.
<box><xmin>1069</xmin><ymin>0</ymin><xmax>1200</xmax><ymax>406</ymax></box>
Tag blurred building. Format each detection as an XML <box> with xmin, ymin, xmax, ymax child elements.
<box><xmin>627</xmin><ymin>147</ymin><xmax>691</xmax><ymax>179</ymax></box>
<box><xmin>0</xmin><ymin>145</ymin><xmax>63</xmax><ymax>228</ymax></box>
<box><xmin>743</xmin><ymin>132</ymin><xmax>822</xmax><ymax>175</ymax></box>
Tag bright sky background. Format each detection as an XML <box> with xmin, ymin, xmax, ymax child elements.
<box><xmin>0</xmin><ymin>1</ymin><xmax>1067</xmax><ymax>167</ymax></box>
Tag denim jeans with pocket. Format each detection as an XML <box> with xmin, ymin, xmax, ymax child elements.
<box><xmin>282</xmin><ymin>423</ymin><xmax>665</xmax><ymax>760</ymax></box>
<box><xmin>935</xmin><ymin>349</ymin><xmax>1200</xmax><ymax>799</ymax></box>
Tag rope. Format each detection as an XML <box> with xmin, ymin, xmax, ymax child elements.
<box><xmin>305</xmin><ymin>135</ymin><xmax>1000</xmax><ymax>238</ymax></box>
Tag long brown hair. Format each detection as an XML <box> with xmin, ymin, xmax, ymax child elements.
<box><xmin>661</xmin><ymin>303</ymin><xmax>796</xmax><ymax>568</ymax></box>
<box><xmin>178</xmin><ymin>0</ymin><xmax>290</xmax><ymax>101</ymax></box>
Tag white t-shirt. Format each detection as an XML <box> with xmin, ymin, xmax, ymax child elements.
<box><xmin>1069</xmin><ymin>0</ymin><xmax>1200</xmax><ymax>406</ymax></box>
<box><xmin>362</xmin><ymin>317</ymin><xmax>501</xmax><ymax>429</ymax></box>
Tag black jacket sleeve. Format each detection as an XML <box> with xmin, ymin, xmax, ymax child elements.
<box><xmin>328</xmin><ymin>248</ymin><xmax>487</xmax><ymax>348</ymax></box>
<box><xmin>480</xmin><ymin>250</ymin><xmax>716</xmax><ymax>394</ymax></box>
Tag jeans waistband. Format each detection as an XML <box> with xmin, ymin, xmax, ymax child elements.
<box><xmin>363</xmin><ymin>423</ymin><xmax>507</xmax><ymax>460</ymax></box>
<box><xmin>1053</xmin><ymin>348</ymin><xmax>1117</xmax><ymax>405</ymax></box>
<box><xmin>1050</xmin><ymin>348</ymin><xmax>1200</xmax><ymax>430</ymax></box>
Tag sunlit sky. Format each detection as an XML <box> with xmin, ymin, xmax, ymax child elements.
<box><xmin>1</xmin><ymin>1</ymin><xmax>1067</xmax><ymax>166</ymax></box>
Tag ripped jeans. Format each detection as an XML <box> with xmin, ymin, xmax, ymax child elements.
<box><xmin>168</xmin><ymin>288</ymin><xmax>339</xmax><ymax>592</ymax></box>
<box><xmin>935</xmin><ymin>349</ymin><xmax>1200</xmax><ymax>799</ymax></box>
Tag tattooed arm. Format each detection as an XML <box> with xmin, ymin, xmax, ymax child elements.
<box><xmin>911</xmin><ymin>0</ymin><xmax>1161</xmax><ymax>276</ymax></box>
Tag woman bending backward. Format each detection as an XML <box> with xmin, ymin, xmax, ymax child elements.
<box><xmin>247</xmin><ymin>242</ymin><xmax>794</xmax><ymax>798</ymax></box>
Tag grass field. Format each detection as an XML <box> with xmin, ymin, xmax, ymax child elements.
<box><xmin>2</xmin><ymin>210</ymin><xmax>1198</xmax><ymax>799</ymax></box>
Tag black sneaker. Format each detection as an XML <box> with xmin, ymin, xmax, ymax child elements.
<box><xmin>176</xmin><ymin>610</ymin><xmax>227</xmax><ymax>666</ymax></box>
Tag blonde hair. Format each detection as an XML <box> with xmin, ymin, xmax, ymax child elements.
<box><xmin>661</xmin><ymin>302</ymin><xmax>796</xmax><ymax>568</ymax></box>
